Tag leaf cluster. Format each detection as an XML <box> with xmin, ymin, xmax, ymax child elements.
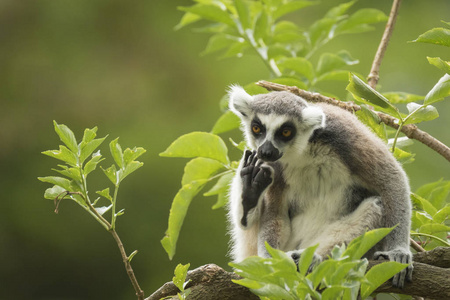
<box><xmin>231</xmin><ymin>228</ymin><xmax>408</xmax><ymax>300</ymax></box>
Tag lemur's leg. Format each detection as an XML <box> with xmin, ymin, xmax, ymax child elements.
<box><xmin>287</xmin><ymin>197</ymin><xmax>383</xmax><ymax>270</ymax></box>
<box><xmin>238</xmin><ymin>150</ymin><xmax>273</xmax><ymax>228</ymax></box>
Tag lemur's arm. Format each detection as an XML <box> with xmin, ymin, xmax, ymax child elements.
<box><xmin>230</xmin><ymin>150</ymin><xmax>273</xmax><ymax>229</ymax></box>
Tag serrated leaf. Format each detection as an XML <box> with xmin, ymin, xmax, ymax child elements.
<box><xmin>123</xmin><ymin>147</ymin><xmax>146</xmax><ymax>166</ymax></box>
<box><xmin>404</xmin><ymin>102</ymin><xmax>439</xmax><ymax>125</ymax></box>
<box><xmin>42</xmin><ymin>145</ymin><xmax>78</xmax><ymax>167</ymax></box>
<box><xmin>53</xmin><ymin>166</ymin><xmax>82</xmax><ymax>182</ymax></box>
<box><xmin>274</xmin><ymin>0</ymin><xmax>317</xmax><ymax>20</ymax></box>
<box><xmin>79</xmin><ymin>137</ymin><xmax>106</xmax><ymax>164</ymax></box>
<box><xmin>173</xmin><ymin>263</ymin><xmax>190</xmax><ymax>292</ymax></box>
<box><xmin>179</xmin><ymin>4</ymin><xmax>235</xmax><ymax>27</ymax></box>
<box><xmin>81</xmin><ymin>127</ymin><xmax>98</xmax><ymax>144</ymax></box>
<box><xmin>345</xmin><ymin>227</ymin><xmax>394</xmax><ymax>260</ymax></box>
<box><xmin>427</xmin><ymin>57</ymin><xmax>450</xmax><ymax>74</ymax></box>
<box><xmin>175</xmin><ymin>12</ymin><xmax>202</xmax><ymax>30</ymax></box>
<box><xmin>53</xmin><ymin>121</ymin><xmax>78</xmax><ymax>153</ymax></box>
<box><xmin>109</xmin><ymin>138</ymin><xmax>124</xmax><ymax>168</ymax></box>
<box><xmin>346</xmin><ymin>73</ymin><xmax>400</xmax><ymax>118</ymax></box>
<box><xmin>43</xmin><ymin>185</ymin><xmax>66</xmax><ymax>200</ymax></box>
<box><xmin>84</xmin><ymin>153</ymin><xmax>104</xmax><ymax>176</ymax></box>
<box><xmin>102</xmin><ymin>165</ymin><xmax>118</xmax><ymax>185</ymax></box>
<box><xmin>361</xmin><ymin>262</ymin><xmax>408</xmax><ymax>299</ymax></box>
<box><xmin>38</xmin><ymin>176</ymin><xmax>72</xmax><ymax>191</ymax></box>
<box><xmin>119</xmin><ymin>161</ymin><xmax>143</xmax><ymax>182</ymax></box>
<box><xmin>335</xmin><ymin>8</ymin><xmax>387</xmax><ymax>35</ymax></box>
<box><xmin>355</xmin><ymin>104</ymin><xmax>387</xmax><ymax>141</ymax></box>
<box><xmin>411</xmin><ymin>27</ymin><xmax>450</xmax><ymax>47</ymax></box>
<box><xmin>161</xmin><ymin>180</ymin><xmax>209</xmax><ymax>260</ymax></box>
<box><xmin>382</xmin><ymin>92</ymin><xmax>424</xmax><ymax>104</ymax></box>
<box><xmin>160</xmin><ymin>132</ymin><xmax>230</xmax><ymax>165</ymax></box>
<box><xmin>211</xmin><ymin>110</ymin><xmax>241</xmax><ymax>134</ymax></box>
<box><xmin>316</xmin><ymin>52</ymin><xmax>358</xmax><ymax>76</ymax></box>
<box><xmin>234</xmin><ymin>0</ymin><xmax>251</xmax><ymax>29</ymax></box>
<box><xmin>96</xmin><ymin>188</ymin><xmax>113</xmax><ymax>202</ymax></box>
<box><xmin>424</xmin><ymin>73</ymin><xmax>450</xmax><ymax>105</ymax></box>
<box><xmin>278</xmin><ymin>57</ymin><xmax>314</xmax><ymax>81</ymax></box>
<box><xmin>411</xmin><ymin>193</ymin><xmax>438</xmax><ymax>216</ymax></box>
<box><xmin>182</xmin><ymin>157</ymin><xmax>225</xmax><ymax>186</ymax></box>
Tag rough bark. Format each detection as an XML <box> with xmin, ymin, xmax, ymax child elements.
<box><xmin>147</xmin><ymin>247</ymin><xmax>450</xmax><ymax>300</ymax></box>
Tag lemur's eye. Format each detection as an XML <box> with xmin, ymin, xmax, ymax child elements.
<box><xmin>282</xmin><ymin>129</ymin><xmax>292</xmax><ymax>137</ymax></box>
<box><xmin>252</xmin><ymin>125</ymin><xmax>261</xmax><ymax>134</ymax></box>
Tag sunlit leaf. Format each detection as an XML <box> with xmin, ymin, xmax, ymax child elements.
<box><xmin>173</xmin><ymin>263</ymin><xmax>190</xmax><ymax>292</ymax></box>
<box><xmin>102</xmin><ymin>165</ymin><xmax>118</xmax><ymax>185</ymax></box>
<box><xmin>160</xmin><ymin>132</ymin><xmax>230</xmax><ymax>165</ymax></box>
<box><xmin>81</xmin><ymin>127</ymin><xmax>98</xmax><ymax>144</ymax></box>
<box><xmin>427</xmin><ymin>57</ymin><xmax>450</xmax><ymax>74</ymax></box>
<box><xmin>392</xmin><ymin>147</ymin><xmax>415</xmax><ymax>165</ymax></box>
<box><xmin>119</xmin><ymin>161</ymin><xmax>144</xmax><ymax>182</ymax></box>
<box><xmin>424</xmin><ymin>73</ymin><xmax>450</xmax><ymax>105</ymax></box>
<box><xmin>179</xmin><ymin>4</ymin><xmax>235</xmax><ymax>27</ymax></box>
<box><xmin>38</xmin><ymin>176</ymin><xmax>72</xmax><ymax>191</ymax></box>
<box><xmin>335</xmin><ymin>8</ymin><xmax>387</xmax><ymax>35</ymax></box>
<box><xmin>234</xmin><ymin>0</ymin><xmax>251</xmax><ymax>29</ymax></box>
<box><xmin>316</xmin><ymin>70</ymin><xmax>350</xmax><ymax>83</ymax></box>
<box><xmin>324</xmin><ymin>0</ymin><xmax>356</xmax><ymax>18</ymax></box>
<box><xmin>96</xmin><ymin>188</ymin><xmax>113</xmax><ymax>202</ymax></box>
<box><xmin>404</xmin><ymin>102</ymin><xmax>439</xmax><ymax>124</ymax></box>
<box><xmin>202</xmin><ymin>33</ymin><xmax>240</xmax><ymax>56</ymax></box>
<box><xmin>109</xmin><ymin>138</ymin><xmax>124</xmax><ymax>168</ymax></box>
<box><xmin>278</xmin><ymin>57</ymin><xmax>314</xmax><ymax>81</ymax></box>
<box><xmin>84</xmin><ymin>152</ymin><xmax>104</xmax><ymax>176</ymax></box>
<box><xmin>415</xmin><ymin>179</ymin><xmax>450</xmax><ymax>210</ymax></box>
<box><xmin>355</xmin><ymin>104</ymin><xmax>387</xmax><ymax>141</ymax></box>
<box><xmin>43</xmin><ymin>185</ymin><xmax>66</xmax><ymax>200</ymax></box>
<box><xmin>382</xmin><ymin>92</ymin><xmax>424</xmax><ymax>104</ymax></box>
<box><xmin>433</xmin><ymin>205</ymin><xmax>450</xmax><ymax>223</ymax></box>
<box><xmin>182</xmin><ymin>157</ymin><xmax>225</xmax><ymax>186</ymax></box>
<box><xmin>254</xmin><ymin>9</ymin><xmax>269</xmax><ymax>41</ymax></box>
<box><xmin>316</xmin><ymin>51</ymin><xmax>358</xmax><ymax>76</ymax></box>
<box><xmin>79</xmin><ymin>137</ymin><xmax>106</xmax><ymax>164</ymax></box>
<box><xmin>95</xmin><ymin>205</ymin><xmax>112</xmax><ymax>216</ymax></box>
<box><xmin>211</xmin><ymin>110</ymin><xmax>241</xmax><ymax>134</ymax></box>
<box><xmin>42</xmin><ymin>145</ymin><xmax>78</xmax><ymax>167</ymax></box>
<box><xmin>419</xmin><ymin>223</ymin><xmax>450</xmax><ymax>234</ymax></box>
<box><xmin>411</xmin><ymin>27</ymin><xmax>450</xmax><ymax>47</ymax></box>
<box><xmin>204</xmin><ymin>171</ymin><xmax>234</xmax><ymax>196</ymax></box>
<box><xmin>345</xmin><ymin>227</ymin><xmax>394</xmax><ymax>260</ymax></box>
<box><xmin>361</xmin><ymin>262</ymin><xmax>408</xmax><ymax>299</ymax></box>
<box><xmin>175</xmin><ymin>12</ymin><xmax>202</xmax><ymax>30</ymax></box>
<box><xmin>274</xmin><ymin>0</ymin><xmax>317</xmax><ymax>20</ymax></box>
<box><xmin>53</xmin><ymin>166</ymin><xmax>82</xmax><ymax>182</ymax></box>
<box><xmin>53</xmin><ymin>121</ymin><xmax>78</xmax><ymax>153</ymax></box>
<box><xmin>123</xmin><ymin>147</ymin><xmax>146</xmax><ymax>165</ymax></box>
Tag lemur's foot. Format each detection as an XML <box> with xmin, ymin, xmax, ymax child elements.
<box><xmin>240</xmin><ymin>150</ymin><xmax>273</xmax><ymax>226</ymax></box>
<box><xmin>287</xmin><ymin>249</ymin><xmax>323</xmax><ymax>274</ymax></box>
<box><xmin>374</xmin><ymin>249</ymin><xmax>413</xmax><ymax>288</ymax></box>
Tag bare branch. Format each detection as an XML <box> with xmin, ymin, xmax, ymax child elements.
<box><xmin>367</xmin><ymin>0</ymin><xmax>402</xmax><ymax>89</ymax></box>
<box><xmin>256</xmin><ymin>80</ymin><xmax>450</xmax><ymax>162</ymax></box>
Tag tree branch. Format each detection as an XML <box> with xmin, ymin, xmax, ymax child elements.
<box><xmin>256</xmin><ymin>80</ymin><xmax>450</xmax><ymax>162</ymax></box>
<box><xmin>147</xmin><ymin>248</ymin><xmax>450</xmax><ymax>300</ymax></box>
<box><xmin>367</xmin><ymin>0</ymin><xmax>402</xmax><ymax>89</ymax></box>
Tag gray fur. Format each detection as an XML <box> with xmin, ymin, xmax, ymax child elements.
<box><xmin>227</xmin><ymin>86</ymin><xmax>413</xmax><ymax>288</ymax></box>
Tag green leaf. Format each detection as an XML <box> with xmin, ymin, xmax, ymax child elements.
<box><xmin>322</xmin><ymin>286</ymin><xmax>346</xmax><ymax>300</ymax></box>
<box><xmin>182</xmin><ymin>157</ymin><xmax>225</xmax><ymax>186</ymax></box>
<box><xmin>38</xmin><ymin>176</ymin><xmax>72</xmax><ymax>191</ymax></box>
<box><xmin>382</xmin><ymin>92</ymin><xmax>424</xmax><ymax>104</ymax></box>
<box><xmin>272</xmin><ymin>21</ymin><xmax>304</xmax><ymax>44</ymax></box>
<box><xmin>118</xmin><ymin>161</ymin><xmax>144</xmax><ymax>182</ymax></box>
<box><xmin>355</xmin><ymin>105</ymin><xmax>387</xmax><ymax>141</ymax></box>
<box><xmin>308</xmin><ymin>259</ymin><xmax>337</xmax><ymax>289</ymax></box>
<box><xmin>179</xmin><ymin>4</ymin><xmax>235</xmax><ymax>27</ymax></box>
<box><xmin>81</xmin><ymin>127</ymin><xmax>98</xmax><ymax>144</ymax></box>
<box><xmin>317</xmin><ymin>51</ymin><xmax>358</xmax><ymax>76</ymax></box>
<box><xmin>392</xmin><ymin>147</ymin><xmax>415</xmax><ymax>165</ymax></box>
<box><xmin>278</xmin><ymin>57</ymin><xmax>314</xmax><ymax>81</ymax></box>
<box><xmin>415</xmin><ymin>179</ymin><xmax>450</xmax><ymax>210</ymax></box>
<box><xmin>419</xmin><ymin>223</ymin><xmax>450</xmax><ymax>234</ymax></box>
<box><xmin>308</xmin><ymin>17</ymin><xmax>337</xmax><ymax>48</ymax></box>
<box><xmin>324</xmin><ymin>0</ymin><xmax>356</xmax><ymax>18</ymax></box>
<box><xmin>274</xmin><ymin>0</ymin><xmax>317</xmax><ymax>20</ymax></box>
<box><xmin>42</xmin><ymin>145</ymin><xmax>78</xmax><ymax>167</ymax></box>
<box><xmin>298</xmin><ymin>244</ymin><xmax>319</xmax><ymax>276</ymax></box>
<box><xmin>316</xmin><ymin>70</ymin><xmax>350</xmax><ymax>83</ymax></box>
<box><xmin>434</xmin><ymin>205</ymin><xmax>450</xmax><ymax>223</ymax></box>
<box><xmin>344</xmin><ymin>227</ymin><xmax>394</xmax><ymax>260</ymax></box>
<box><xmin>84</xmin><ymin>152</ymin><xmax>104</xmax><ymax>176</ymax></box>
<box><xmin>267</xmin><ymin>77</ymin><xmax>308</xmax><ymax>90</ymax></box>
<box><xmin>427</xmin><ymin>57</ymin><xmax>450</xmax><ymax>74</ymax></box>
<box><xmin>424</xmin><ymin>73</ymin><xmax>450</xmax><ymax>105</ymax></box>
<box><xmin>173</xmin><ymin>263</ymin><xmax>190</xmax><ymax>292</ymax></box>
<box><xmin>335</xmin><ymin>8</ymin><xmax>387</xmax><ymax>35</ymax></box>
<box><xmin>102</xmin><ymin>165</ymin><xmax>118</xmax><ymax>185</ymax></box>
<box><xmin>95</xmin><ymin>205</ymin><xmax>112</xmax><ymax>216</ymax></box>
<box><xmin>123</xmin><ymin>147</ymin><xmax>146</xmax><ymax>165</ymax></box>
<box><xmin>211</xmin><ymin>110</ymin><xmax>241</xmax><ymax>134</ymax></box>
<box><xmin>211</xmin><ymin>192</ymin><xmax>228</xmax><ymax>210</ymax></box>
<box><xmin>109</xmin><ymin>138</ymin><xmax>124</xmax><ymax>168</ymax></box>
<box><xmin>254</xmin><ymin>9</ymin><xmax>269</xmax><ymax>41</ymax></box>
<box><xmin>204</xmin><ymin>172</ymin><xmax>234</xmax><ymax>196</ymax></box>
<box><xmin>53</xmin><ymin>166</ymin><xmax>82</xmax><ymax>182</ymax></box>
<box><xmin>201</xmin><ymin>33</ymin><xmax>240</xmax><ymax>56</ymax></box>
<box><xmin>96</xmin><ymin>188</ymin><xmax>113</xmax><ymax>202</ymax></box>
<box><xmin>404</xmin><ymin>102</ymin><xmax>439</xmax><ymax>125</ymax></box>
<box><xmin>79</xmin><ymin>137</ymin><xmax>106</xmax><ymax>164</ymax></box>
<box><xmin>160</xmin><ymin>132</ymin><xmax>230</xmax><ymax>165</ymax></box>
<box><xmin>43</xmin><ymin>185</ymin><xmax>66</xmax><ymax>200</ymax></box>
<box><xmin>175</xmin><ymin>12</ymin><xmax>202</xmax><ymax>30</ymax></box>
<box><xmin>411</xmin><ymin>27</ymin><xmax>450</xmax><ymax>47</ymax></box>
<box><xmin>346</xmin><ymin>73</ymin><xmax>400</xmax><ymax>118</ymax></box>
<box><xmin>411</xmin><ymin>193</ymin><xmax>438</xmax><ymax>216</ymax></box>
<box><xmin>361</xmin><ymin>262</ymin><xmax>408</xmax><ymax>298</ymax></box>
<box><xmin>234</xmin><ymin>0</ymin><xmax>251</xmax><ymax>29</ymax></box>
<box><xmin>53</xmin><ymin>121</ymin><xmax>78</xmax><ymax>153</ymax></box>
<box><xmin>161</xmin><ymin>180</ymin><xmax>209</xmax><ymax>260</ymax></box>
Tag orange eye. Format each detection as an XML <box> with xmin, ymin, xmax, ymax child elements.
<box><xmin>252</xmin><ymin>125</ymin><xmax>261</xmax><ymax>134</ymax></box>
<box><xmin>282</xmin><ymin>129</ymin><xmax>292</xmax><ymax>137</ymax></box>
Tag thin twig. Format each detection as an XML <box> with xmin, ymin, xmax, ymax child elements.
<box><xmin>256</xmin><ymin>80</ymin><xmax>450</xmax><ymax>163</ymax></box>
<box><xmin>367</xmin><ymin>0</ymin><xmax>402</xmax><ymax>89</ymax></box>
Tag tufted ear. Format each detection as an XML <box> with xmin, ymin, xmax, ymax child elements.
<box><xmin>302</xmin><ymin>105</ymin><xmax>325</xmax><ymax>129</ymax></box>
<box><xmin>228</xmin><ymin>85</ymin><xmax>253</xmax><ymax>118</ymax></box>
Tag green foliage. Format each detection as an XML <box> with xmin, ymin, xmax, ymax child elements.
<box><xmin>231</xmin><ymin>228</ymin><xmax>408</xmax><ymax>300</ymax></box>
<box><xmin>172</xmin><ymin>263</ymin><xmax>191</xmax><ymax>300</ymax></box>
<box><xmin>39</xmin><ymin>121</ymin><xmax>146</xmax><ymax>230</ymax></box>
<box><xmin>411</xmin><ymin>180</ymin><xmax>450</xmax><ymax>249</ymax></box>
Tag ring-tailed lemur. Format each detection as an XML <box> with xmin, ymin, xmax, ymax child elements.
<box><xmin>227</xmin><ymin>85</ymin><xmax>413</xmax><ymax>288</ymax></box>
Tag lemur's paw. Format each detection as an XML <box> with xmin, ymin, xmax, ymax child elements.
<box><xmin>240</xmin><ymin>150</ymin><xmax>273</xmax><ymax>210</ymax></box>
<box><xmin>287</xmin><ymin>249</ymin><xmax>322</xmax><ymax>274</ymax></box>
<box><xmin>374</xmin><ymin>248</ymin><xmax>413</xmax><ymax>288</ymax></box>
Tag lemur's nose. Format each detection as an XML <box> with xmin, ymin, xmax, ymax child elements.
<box><xmin>258</xmin><ymin>140</ymin><xmax>281</xmax><ymax>162</ymax></box>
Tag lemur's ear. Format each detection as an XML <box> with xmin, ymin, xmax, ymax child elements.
<box><xmin>228</xmin><ymin>85</ymin><xmax>253</xmax><ymax>118</ymax></box>
<box><xmin>302</xmin><ymin>105</ymin><xmax>325</xmax><ymax>129</ymax></box>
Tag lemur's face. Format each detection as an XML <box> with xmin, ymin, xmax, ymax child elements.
<box><xmin>248</xmin><ymin>114</ymin><xmax>297</xmax><ymax>162</ymax></box>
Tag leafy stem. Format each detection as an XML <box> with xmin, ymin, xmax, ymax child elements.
<box><xmin>411</xmin><ymin>232</ymin><xmax>450</xmax><ymax>247</ymax></box>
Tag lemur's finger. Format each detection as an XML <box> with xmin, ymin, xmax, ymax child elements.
<box><xmin>243</xmin><ymin>150</ymin><xmax>252</xmax><ymax>167</ymax></box>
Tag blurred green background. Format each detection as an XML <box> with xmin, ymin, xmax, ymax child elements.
<box><xmin>0</xmin><ymin>1</ymin><xmax>449</xmax><ymax>299</ymax></box>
